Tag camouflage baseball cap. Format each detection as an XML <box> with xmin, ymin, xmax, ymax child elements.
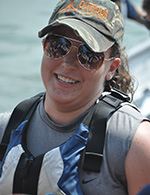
<box><xmin>38</xmin><ymin>0</ymin><xmax>124</xmax><ymax>52</ymax></box>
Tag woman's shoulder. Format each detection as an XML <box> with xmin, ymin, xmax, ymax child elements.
<box><xmin>125</xmin><ymin>119</ymin><xmax>150</xmax><ymax>194</ymax></box>
<box><xmin>109</xmin><ymin>103</ymin><xmax>148</xmax><ymax>128</ymax></box>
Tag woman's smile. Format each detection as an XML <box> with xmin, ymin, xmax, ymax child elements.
<box><xmin>56</xmin><ymin>74</ymin><xmax>78</xmax><ymax>85</ymax></box>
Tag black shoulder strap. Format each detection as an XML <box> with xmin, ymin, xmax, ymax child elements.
<box><xmin>0</xmin><ymin>93</ymin><xmax>44</xmax><ymax>161</ymax></box>
<box><xmin>82</xmin><ymin>88</ymin><xmax>130</xmax><ymax>172</ymax></box>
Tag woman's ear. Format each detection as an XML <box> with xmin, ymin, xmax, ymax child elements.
<box><xmin>105</xmin><ymin>58</ymin><xmax>120</xmax><ymax>80</ymax></box>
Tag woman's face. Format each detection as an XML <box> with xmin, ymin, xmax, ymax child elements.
<box><xmin>41</xmin><ymin>26</ymin><xmax>119</xmax><ymax>112</ymax></box>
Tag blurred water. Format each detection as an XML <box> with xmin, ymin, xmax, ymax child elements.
<box><xmin>0</xmin><ymin>0</ymin><xmax>59</xmax><ymax>111</ymax></box>
<box><xmin>0</xmin><ymin>0</ymin><xmax>150</xmax><ymax>112</ymax></box>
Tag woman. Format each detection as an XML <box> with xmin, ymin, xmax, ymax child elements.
<box><xmin>0</xmin><ymin>0</ymin><xmax>150</xmax><ymax>194</ymax></box>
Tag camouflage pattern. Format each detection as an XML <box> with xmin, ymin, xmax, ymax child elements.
<box><xmin>38</xmin><ymin>0</ymin><xmax>124</xmax><ymax>52</ymax></box>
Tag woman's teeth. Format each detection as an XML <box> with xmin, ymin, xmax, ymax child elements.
<box><xmin>57</xmin><ymin>75</ymin><xmax>76</xmax><ymax>84</ymax></box>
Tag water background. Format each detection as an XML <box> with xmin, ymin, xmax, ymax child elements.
<box><xmin>0</xmin><ymin>0</ymin><xmax>150</xmax><ymax>112</ymax></box>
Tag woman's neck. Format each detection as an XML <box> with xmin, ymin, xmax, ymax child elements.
<box><xmin>44</xmin><ymin>97</ymin><xmax>97</xmax><ymax>125</ymax></box>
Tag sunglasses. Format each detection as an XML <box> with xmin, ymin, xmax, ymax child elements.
<box><xmin>43</xmin><ymin>34</ymin><xmax>114</xmax><ymax>71</ymax></box>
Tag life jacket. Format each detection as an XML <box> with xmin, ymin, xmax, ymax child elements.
<box><xmin>0</xmin><ymin>88</ymin><xmax>133</xmax><ymax>195</ymax></box>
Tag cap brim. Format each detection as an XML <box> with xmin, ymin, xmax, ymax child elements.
<box><xmin>38</xmin><ymin>18</ymin><xmax>115</xmax><ymax>53</ymax></box>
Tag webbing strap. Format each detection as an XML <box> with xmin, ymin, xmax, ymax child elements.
<box><xmin>83</xmin><ymin>93</ymin><xmax>124</xmax><ymax>172</ymax></box>
<box><xmin>13</xmin><ymin>153</ymin><xmax>44</xmax><ymax>195</ymax></box>
<box><xmin>0</xmin><ymin>93</ymin><xmax>44</xmax><ymax>161</ymax></box>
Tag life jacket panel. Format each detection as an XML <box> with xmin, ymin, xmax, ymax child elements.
<box><xmin>0</xmin><ymin>120</ymin><xmax>88</xmax><ymax>195</ymax></box>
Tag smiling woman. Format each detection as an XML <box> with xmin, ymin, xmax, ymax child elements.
<box><xmin>0</xmin><ymin>0</ymin><xmax>150</xmax><ymax>195</ymax></box>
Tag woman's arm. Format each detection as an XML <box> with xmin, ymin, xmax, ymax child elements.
<box><xmin>125</xmin><ymin>120</ymin><xmax>150</xmax><ymax>195</ymax></box>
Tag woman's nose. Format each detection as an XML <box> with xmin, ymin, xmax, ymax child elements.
<box><xmin>61</xmin><ymin>46</ymin><xmax>79</xmax><ymax>70</ymax></box>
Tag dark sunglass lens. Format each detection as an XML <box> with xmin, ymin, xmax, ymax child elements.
<box><xmin>78</xmin><ymin>46</ymin><xmax>89</xmax><ymax>65</ymax></box>
<box><xmin>46</xmin><ymin>36</ymin><xmax>71</xmax><ymax>58</ymax></box>
<box><xmin>78</xmin><ymin>45</ymin><xmax>102</xmax><ymax>70</ymax></box>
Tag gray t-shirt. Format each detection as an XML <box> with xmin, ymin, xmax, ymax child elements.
<box><xmin>0</xmin><ymin>99</ymin><xmax>146</xmax><ymax>195</ymax></box>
